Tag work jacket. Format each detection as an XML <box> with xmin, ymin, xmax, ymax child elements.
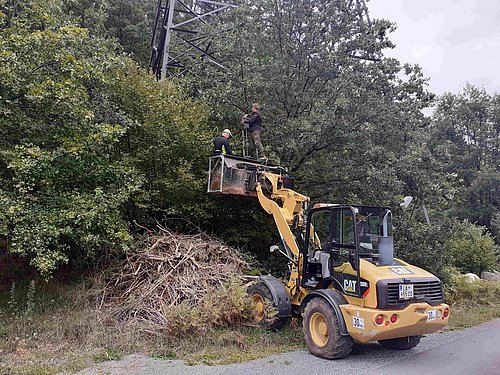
<box><xmin>243</xmin><ymin>111</ymin><xmax>262</xmax><ymax>132</ymax></box>
<box><xmin>213</xmin><ymin>136</ymin><xmax>233</xmax><ymax>155</ymax></box>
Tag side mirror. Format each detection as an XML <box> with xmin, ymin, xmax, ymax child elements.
<box><xmin>400</xmin><ymin>196</ymin><xmax>413</xmax><ymax>209</ymax></box>
<box><xmin>270</xmin><ymin>245</ymin><xmax>279</xmax><ymax>253</ymax></box>
<box><xmin>269</xmin><ymin>245</ymin><xmax>295</xmax><ymax>263</ymax></box>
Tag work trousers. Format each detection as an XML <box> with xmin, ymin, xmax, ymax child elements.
<box><xmin>249</xmin><ymin>130</ymin><xmax>265</xmax><ymax>158</ymax></box>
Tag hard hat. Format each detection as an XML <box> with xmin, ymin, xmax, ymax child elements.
<box><xmin>222</xmin><ymin>129</ymin><xmax>232</xmax><ymax>137</ymax></box>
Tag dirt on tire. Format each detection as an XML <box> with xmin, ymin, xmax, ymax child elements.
<box><xmin>247</xmin><ymin>281</ymin><xmax>289</xmax><ymax>331</ymax></box>
<box><xmin>303</xmin><ymin>297</ymin><xmax>353</xmax><ymax>359</ymax></box>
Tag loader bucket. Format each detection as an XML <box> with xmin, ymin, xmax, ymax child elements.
<box><xmin>207</xmin><ymin>155</ymin><xmax>292</xmax><ymax>197</ymax></box>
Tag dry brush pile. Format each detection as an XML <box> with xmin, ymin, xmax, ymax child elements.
<box><xmin>98</xmin><ymin>229</ymin><xmax>253</xmax><ymax>334</ymax></box>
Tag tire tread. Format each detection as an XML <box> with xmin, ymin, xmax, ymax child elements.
<box><xmin>303</xmin><ymin>298</ymin><xmax>353</xmax><ymax>359</ymax></box>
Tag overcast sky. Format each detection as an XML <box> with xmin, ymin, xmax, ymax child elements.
<box><xmin>369</xmin><ymin>0</ymin><xmax>500</xmax><ymax>96</ymax></box>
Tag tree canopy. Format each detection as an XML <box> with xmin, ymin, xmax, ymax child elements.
<box><xmin>0</xmin><ymin>0</ymin><xmax>497</xmax><ymax>278</ymax></box>
<box><xmin>430</xmin><ymin>84</ymin><xmax>499</xmax><ymax>228</ymax></box>
<box><xmin>0</xmin><ymin>0</ymin><xmax>211</xmax><ymax>276</ymax></box>
<box><xmin>191</xmin><ymin>0</ymin><xmax>439</xmax><ymax>207</ymax></box>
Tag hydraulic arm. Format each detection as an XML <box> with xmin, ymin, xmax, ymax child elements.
<box><xmin>207</xmin><ymin>155</ymin><xmax>309</xmax><ymax>294</ymax></box>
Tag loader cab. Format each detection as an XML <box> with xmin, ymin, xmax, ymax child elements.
<box><xmin>302</xmin><ymin>205</ymin><xmax>394</xmax><ymax>296</ymax></box>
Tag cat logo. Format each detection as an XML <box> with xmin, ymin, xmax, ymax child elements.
<box><xmin>344</xmin><ymin>279</ymin><xmax>357</xmax><ymax>293</ymax></box>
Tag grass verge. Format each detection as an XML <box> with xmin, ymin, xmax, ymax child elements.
<box><xmin>1</xmin><ymin>277</ymin><xmax>499</xmax><ymax>374</ymax></box>
<box><xmin>0</xmin><ymin>280</ymin><xmax>305</xmax><ymax>374</ymax></box>
<box><xmin>444</xmin><ymin>276</ymin><xmax>500</xmax><ymax>329</ymax></box>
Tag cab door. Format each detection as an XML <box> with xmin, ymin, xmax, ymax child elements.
<box><xmin>304</xmin><ymin>206</ymin><xmax>361</xmax><ymax>297</ymax></box>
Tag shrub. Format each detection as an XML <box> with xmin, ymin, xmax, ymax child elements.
<box><xmin>444</xmin><ymin>275</ymin><xmax>500</xmax><ymax>306</ymax></box>
<box><xmin>446</xmin><ymin>220</ymin><xmax>498</xmax><ymax>275</ymax></box>
<box><xmin>395</xmin><ymin>217</ymin><xmax>456</xmax><ymax>278</ymax></box>
<box><xmin>395</xmin><ymin>218</ymin><xmax>499</xmax><ymax>279</ymax></box>
<box><xmin>0</xmin><ymin>0</ymin><xmax>212</xmax><ymax>277</ymax></box>
<box><xmin>490</xmin><ymin>211</ymin><xmax>500</xmax><ymax>243</ymax></box>
<box><xmin>164</xmin><ymin>281</ymin><xmax>253</xmax><ymax>335</ymax></box>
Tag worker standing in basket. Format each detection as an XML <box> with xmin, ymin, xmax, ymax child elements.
<box><xmin>242</xmin><ymin>103</ymin><xmax>266</xmax><ymax>159</ymax></box>
<box><xmin>213</xmin><ymin>129</ymin><xmax>233</xmax><ymax>156</ymax></box>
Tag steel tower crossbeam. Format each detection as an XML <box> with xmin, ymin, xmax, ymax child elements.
<box><xmin>150</xmin><ymin>0</ymin><xmax>237</xmax><ymax>80</ymax></box>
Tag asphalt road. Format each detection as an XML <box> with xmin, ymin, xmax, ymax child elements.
<box><xmin>76</xmin><ymin>319</ymin><xmax>500</xmax><ymax>375</ymax></box>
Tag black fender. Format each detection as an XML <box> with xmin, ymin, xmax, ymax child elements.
<box><xmin>300</xmin><ymin>289</ymin><xmax>349</xmax><ymax>336</ymax></box>
<box><xmin>258</xmin><ymin>275</ymin><xmax>292</xmax><ymax>318</ymax></box>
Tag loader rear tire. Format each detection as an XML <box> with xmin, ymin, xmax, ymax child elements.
<box><xmin>248</xmin><ymin>282</ymin><xmax>288</xmax><ymax>331</ymax></box>
<box><xmin>303</xmin><ymin>297</ymin><xmax>353</xmax><ymax>359</ymax></box>
<box><xmin>378</xmin><ymin>335</ymin><xmax>421</xmax><ymax>350</ymax></box>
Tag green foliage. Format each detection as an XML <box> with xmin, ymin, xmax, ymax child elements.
<box><xmin>0</xmin><ymin>0</ymin><xmax>140</xmax><ymax>276</ymax></box>
<box><xmin>0</xmin><ymin>0</ymin><xmax>498</xmax><ymax>283</ymax></box>
<box><xmin>93</xmin><ymin>347</ymin><xmax>123</xmax><ymax>362</ymax></box>
<box><xmin>25</xmin><ymin>280</ymin><xmax>36</xmax><ymax>316</ymax></box>
<box><xmin>490</xmin><ymin>211</ymin><xmax>500</xmax><ymax>245</ymax></box>
<box><xmin>163</xmin><ymin>280</ymin><xmax>252</xmax><ymax>335</ymax></box>
<box><xmin>0</xmin><ymin>0</ymin><xmax>212</xmax><ymax>277</ymax></box>
<box><xmin>396</xmin><ymin>217</ymin><xmax>499</xmax><ymax>279</ymax></box>
<box><xmin>445</xmin><ymin>221</ymin><xmax>498</xmax><ymax>275</ymax></box>
<box><xmin>64</xmin><ymin>0</ymin><xmax>157</xmax><ymax>66</ymax></box>
<box><xmin>207</xmin><ymin>198</ymin><xmax>289</xmax><ymax>277</ymax></box>
<box><xmin>183</xmin><ymin>0</ymin><xmax>465</xmax><ymax>270</ymax></box>
<box><xmin>8</xmin><ymin>282</ymin><xmax>17</xmax><ymax>314</ymax></box>
<box><xmin>395</xmin><ymin>218</ymin><xmax>453</xmax><ymax>278</ymax></box>
<box><xmin>190</xmin><ymin>0</ymin><xmax>438</xmax><ymax>210</ymax></box>
<box><xmin>104</xmin><ymin>0</ymin><xmax>157</xmax><ymax>65</ymax></box>
<box><xmin>445</xmin><ymin>276</ymin><xmax>500</xmax><ymax>306</ymax></box>
<box><xmin>430</xmin><ymin>85</ymin><xmax>500</xmax><ymax>231</ymax></box>
<box><xmin>443</xmin><ymin>276</ymin><xmax>500</xmax><ymax>329</ymax></box>
<box><xmin>394</xmin><ymin>84</ymin><xmax>500</xmax><ymax>277</ymax></box>
<box><xmin>4</xmin><ymin>280</ymin><xmax>38</xmax><ymax>317</ymax></box>
<box><xmin>108</xmin><ymin>64</ymin><xmax>212</xmax><ymax>225</ymax></box>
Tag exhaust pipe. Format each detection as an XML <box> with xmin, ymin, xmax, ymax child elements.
<box><xmin>379</xmin><ymin>210</ymin><xmax>394</xmax><ymax>266</ymax></box>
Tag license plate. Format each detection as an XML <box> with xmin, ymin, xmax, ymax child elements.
<box><xmin>353</xmin><ymin>316</ymin><xmax>365</xmax><ymax>330</ymax></box>
<box><xmin>399</xmin><ymin>284</ymin><xmax>414</xmax><ymax>299</ymax></box>
<box><xmin>427</xmin><ymin>310</ymin><xmax>436</xmax><ymax>321</ymax></box>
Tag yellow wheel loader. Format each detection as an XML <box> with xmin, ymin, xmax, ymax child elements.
<box><xmin>208</xmin><ymin>155</ymin><xmax>449</xmax><ymax>359</ymax></box>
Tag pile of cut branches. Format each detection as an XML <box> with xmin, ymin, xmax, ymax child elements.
<box><xmin>98</xmin><ymin>229</ymin><xmax>250</xmax><ymax>331</ymax></box>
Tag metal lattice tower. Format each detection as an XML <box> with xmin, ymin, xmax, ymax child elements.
<box><xmin>356</xmin><ymin>0</ymin><xmax>372</xmax><ymax>27</ymax></box>
<box><xmin>150</xmin><ymin>0</ymin><xmax>238</xmax><ymax>80</ymax></box>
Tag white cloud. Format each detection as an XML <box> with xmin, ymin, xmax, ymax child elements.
<box><xmin>369</xmin><ymin>0</ymin><xmax>500</xmax><ymax>94</ymax></box>
<box><xmin>473</xmin><ymin>43</ymin><xmax>484</xmax><ymax>51</ymax></box>
<box><xmin>410</xmin><ymin>45</ymin><xmax>432</xmax><ymax>60</ymax></box>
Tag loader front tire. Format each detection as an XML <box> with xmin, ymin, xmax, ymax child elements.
<box><xmin>303</xmin><ymin>297</ymin><xmax>353</xmax><ymax>359</ymax></box>
<box><xmin>378</xmin><ymin>335</ymin><xmax>421</xmax><ymax>350</ymax></box>
<box><xmin>248</xmin><ymin>282</ymin><xmax>288</xmax><ymax>331</ymax></box>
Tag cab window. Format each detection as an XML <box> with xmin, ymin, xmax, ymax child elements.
<box><xmin>310</xmin><ymin>210</ymin><xmax>331</xmax><ymax>248</ymax></box>
<box><xmin>331</xmin><ymin>209</ymin><xmax>355</xmax><ymax>246</ymax></box>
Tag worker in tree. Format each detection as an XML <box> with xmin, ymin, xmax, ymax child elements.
<box><xmin>213</xmin><ymin>129</ymin><xmax>233</xmax><ymax>156</ymax></box>
<box><xmin>242</xmin><ymin>103</ymin><xmax>266</xmax><ymax>159</ymax></box>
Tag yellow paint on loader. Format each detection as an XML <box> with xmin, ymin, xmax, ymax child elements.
<box><xmin>208</xmin><ymin>155</ymin><xmax>449</xmax><ymax>359</ymax></box>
